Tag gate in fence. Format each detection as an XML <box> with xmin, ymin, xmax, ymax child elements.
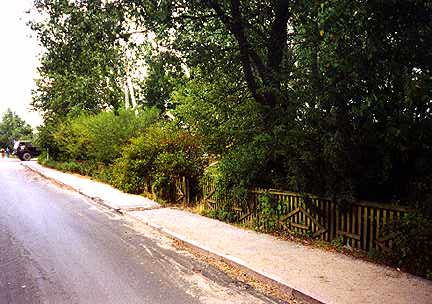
<box><xmin>202</xmin><ymin>184</ymin><xmax>411</xmax><ymax>252</ymax></box>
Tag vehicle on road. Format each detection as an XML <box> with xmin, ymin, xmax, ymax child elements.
<box><xmin>13</xmin><ymin>140</ymin><xmax>41</xmax><ymax>161</ymax></box>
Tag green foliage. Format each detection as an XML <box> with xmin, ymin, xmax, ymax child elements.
<box><xmin>85</xmin><ymin>108</ymin><xmax>160</xmax><ymax>163</ymax></box>
<box><xmin>36</xmin><ymin>120</ymin><xmax>62</xmax><ymax>159</ymax></box>
<box><xmin>111</xmin><ymin>123</ymin><xmax>205</xmax><ymax>198</ymax></box>
<box><xmin>0</xmin><ymin>109</ymin><xmax>33</xmax><ymax>149</ymax></box>
<box><xmin>255</xmin><ymin>193</ymin><xmax>280</xmax><ymax>232</ymax></box>
<box><xmin>140</xmin><ymin>52</ymin><xmax>187</xmax><ymax>110</ymax></box>
<box><xmin>49</xmin><ymin>108</ymin><xmax>159</xmax><ymax>163</ymax></box>
<box><xmin>382</xmin><ymin>213</ymin><xmax>432</xmax><ymax>277</ymax></box>
<box><xmin>283</xmin><ymin>0</ymin><xmax>432</xmax><ymax>209</ymax></box>
<box><xmin>331</xmin><ymin>236</ymin><xmax>345</xmax><ymax>250</ymax></box>
<box><xmin>30</xmin><ymin>0</ymin><xmax>126</xmax><ymax>119</ymax></box>
<box><xmin>206</xmin><ymin>206</ymin><xmax>237</xmax><ymax>223</ymax></box>
<box><xmin>122</xmin><ymin>0</ymin><xmax>432</xmax><ymax>212</ymax></box>
<box><xmin>214</xmin><ymin>134</ymin><xmax>273</xmax><ymax>201</ymax></box>
<box><xmin>173</xmin><ymin>74</ymin><xmax>261</xmax><ymax>155</ymax></box>
<box><xmin>39</xmin><ymin>158</ymin><xmax>114</xmax><ymax>185</ymax></box>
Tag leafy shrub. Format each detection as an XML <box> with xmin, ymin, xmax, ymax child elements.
<box><xmin>36</xmin><ymin>121</ymin><xmax>61</xmax><ymax>159</ymax></box>
<box><xmin>173</xmin><ymin>76</ymin><xmax>261</xmax><ymax>156</ymax></box>
<box><xmin>111</xmin><ymin>123</ymin><xmax>205</xmax><ymax>199</ymax></box>
<box><xmin>255</xmin><ymin>193</ymin><xmax>280</xmax><ymax>232</ymax></box>
<box><xmin>206</xmin><ymin>207</ymin><xmax>237</xmax><ymax>223</ymax></box>
<box><xmin>59</xmin><ymin>161</ymin><xmax>81</xmax><ymax>173</ymax></box>
<box><xmin>48</xmin><ymin>107</ymin><xmax>160</xmax><ymax>163</ymax></box>
<box><xmin>211</xmin><ymin>133</ymin><xmax>272</xmax><ymax>203</ymax></box>
<box><xmin>382</xmin><ymin>213</ymin><xmax>432</xmax><ymax>278</ymax></box>
<box><xmin>85</xmin><ymin>108</ymin><xmax>160</xmax><ymax>163</ymax></box>
<box><xmin>52</xmin><ymin>118</ymin><xmax>91</xmax><ymax>161</ymax></box>
<box><xmin>151</xmin><ymin>174</ymin><xmax>172</xmax><ymax>203</ymax></box>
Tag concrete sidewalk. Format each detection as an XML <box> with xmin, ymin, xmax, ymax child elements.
<box><xmin>23</xmin><ymin>161</ymin><xmax>160</xmax><ymax>211</ymax></box>
<box><xmin>23</xmin><ymin>161</ymin><xmax>432</xmax><ymax>304</ymax></box>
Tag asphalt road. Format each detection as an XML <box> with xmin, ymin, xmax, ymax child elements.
<box><xmin>0</xmin><ymin>159</ymin><xmax>284</xmax><ymax>304</ymax></box>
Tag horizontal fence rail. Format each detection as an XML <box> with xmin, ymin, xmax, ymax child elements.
<box><xmin>201</xmin><ymin>184</ymin><xmax>412</xmax><ymax>252</ymax></box>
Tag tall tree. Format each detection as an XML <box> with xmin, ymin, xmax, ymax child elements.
<box><xmin>127</xmin><ymin>0</ymin><xmax>432</xmax><ymax>207</ymax></box>
<box><xmin>127</xmin><ymin>1</ymin><xmax>296</xmax><ymax>113</ymax></box>
<box><xmin>0</xmin><ymin>109</ymin><xmax>33</xmax><ymax>149</ymax></box>
<box><xmin>30</xmin><ymin>0</ymin><xmax>126</xmax><ymax>119</ymax></box>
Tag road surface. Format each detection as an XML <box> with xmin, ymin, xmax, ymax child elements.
<box><xmin>0</xmin><ymin>159</ymin><xmax>284</xmax><ymax>304</ymax></box>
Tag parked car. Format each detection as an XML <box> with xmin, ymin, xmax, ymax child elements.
<box><xmin>13</xmin><ymin>140</ymin><xmax>41</xmax><ymax>161</ymax></box>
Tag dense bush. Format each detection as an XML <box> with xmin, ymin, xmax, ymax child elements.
<box><xmin>39</xmin><ymin>158</ymin><xmax>114</xmax><ymax>184</ymax></box>
<box><xmin>382</xmin><ymin>213</ymin><xmax>432</xmax><ymax>278</ymax></box>
<box><xmin>111</xmin><ymin>123</ymin><xmax>205</xmax><ymax>200</ymax></box>
<box><xmin>47</xmin><ymin>108</ymin><xmax>159</xmax><ymax>163</ymax></box>
<box><xmin>85</xmin><ymin>108</ymin><xmax>160</xmax><ymax>163</ymax></box>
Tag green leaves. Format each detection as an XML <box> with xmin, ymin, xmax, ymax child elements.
<box><xmin>48</xmin><ymin>108</ymin><xmax>160</xmax><ymax>163</ymax></box>
<box><xmin>0</xmin><ymin>109</ymin><xmax>33</xmax><ymax>149</ymax></box>
<box><xmin>30</xmin><ymin>0</ymin><xmax>126</xmax><ymax>119</ymax></box>
<box><xmin>31</xmin><ymin>0</ymin><xmax>432</xmax><ymax>213</ymax></box>
<box><xmin>111</xmin><ymin>122</ymin><xmax>205</xmax><ymax>197</ymax></box>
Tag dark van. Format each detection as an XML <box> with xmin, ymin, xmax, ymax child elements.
<box><xmin>13</xmin><ymin>141</ymin><xmax>41</xmax><ymax>161</ymax></box>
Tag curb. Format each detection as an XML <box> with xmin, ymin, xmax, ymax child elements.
<box><xmin>125</xmin><ymin>212</ymin><xmax>324</xmax><ymax>304</ymax></box>
<box><xmin>22</xmin><ymin>163</ymin><xmax>123</xmax><ymax>213</ymax></box>
<box><xmin>24</xmin><ymin>162</ymin><xmax>324</xmax><ymax>304</ymax></box>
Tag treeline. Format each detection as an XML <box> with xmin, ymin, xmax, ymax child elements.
<box><xmin>0</xmin><ymin>109</ymin><xmax>33</xmax><ymax>149</ymax></box>
<box><xmin>31</xmin><ymin>0</ymin><xmax>432</xmax><ymax>275</ymax></box>
<box><xmin>39</xmin><ymin>108</ymin><xmax>205</xmax><ymax>202</ymax></box>
<box><xmin>31</xmin><ymin>0</ymin><xmax>432</xmax><ymax>210</ymax></box>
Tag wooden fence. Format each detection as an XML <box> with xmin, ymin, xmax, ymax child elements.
<box><xmin>201</xmin><ymin>183</ymin><xmax>412</xmax><ymax>253</ymax></box>
<box><xmin>173</xmin><ymin>177</ymin><xmax>191</xmax><ymax>204</ymax></box>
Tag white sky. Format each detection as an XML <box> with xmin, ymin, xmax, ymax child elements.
<box><xmin>0</xmin><ymin>0</ymin><xmax>42</xmax><ymax>127</ymax></box>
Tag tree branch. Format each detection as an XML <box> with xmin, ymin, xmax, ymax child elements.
<box><xmin>268</xmin><ymin>0</ymin><xmax>290</xmax><ymax>82</ymax></box>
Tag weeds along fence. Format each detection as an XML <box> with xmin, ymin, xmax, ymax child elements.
<box><xmin>200</xmin><ymin>183</ymin><xmax>413</xmax><ymax>253</ymax></box>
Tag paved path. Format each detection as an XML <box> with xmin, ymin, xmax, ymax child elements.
<box><xmin>23</xmin><ymin>161</ymin><xmax>160</xmax><ymax>211</ymax></box>
<box><xmin>23</xmin><ymin>161</ymin><xmax>432</xmax><ymax>304</ymax></box>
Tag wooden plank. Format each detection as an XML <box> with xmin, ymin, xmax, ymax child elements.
<box><xmin>249</xmin><ymin>189</ymin><xmax>413</xmax><ymax>213</ymax></box>
<box><xmin>369</xmin><ymin>208</ymin><xmax>374</xmax><ymax>250</ymax></box>
<box><xmin>310</xmin><ymin>200</ymin><xmax>314</xmax><ymax>232</ymax></box>
<box><xmin>312</xmin><ymin>227</ymin><xmax>327</xmax><ymax>238</ymax></box>
<box><xmin>299</xmin><ymin>207</ymin><xmax>323</xmax><ymax>230</ymax></box>
<box><xmin>363</xmin><ymin>207</ymin><xmax>368</xmax><ymax>250</ymax></box>
<box><xmin>324</xmin><ymin>200</ymin><xmax>329</xmax><ymax>240</ymax></box>
<box><xmin>292</xmin><ymin>196</ymin><xmax>297</xmax><ymax>233</ymax></box>
<box><xmin>375</xmin><ymin>208</ymin><xmax>381</xmax><ymax>250</ymax></box>
<box><xmin>293</xmin><ymin>196</ymin><xmax>301</xmax><ymax>233</ymax></box>
<box><xmin>279</xmin><ymin>207</ymin><xmax>301</xmax><ymax>222</ymax></box>
<box><xmin>290</xmin><ymin>221</ymin><xmax>308</xmax><ymax>230</ymax></box>
<box><xmin>382</xmin><ymin>209</ymin><xmax>387</xmax><ymax>225</ymax></box>
<box><xmin>302</xmin><ymin>198</ymin><xmax>307</xmax><ymax>230</ymax></box>
<box><xmin>239</xmin><ymin>210</ymin><xmax>254</xmax><ymax>223</ymax></box>
<box><xmin>330</xmin><ymin>202</ymin><xmax>335</xmax><ymax>241</ymax></box>
<box><xmin>337</xmin><ymin>230</ymin><xmax>361</xmax><ymax>241</ymax></box>
<box><xmin>354</xmin><ymin>200</ymin><xmax>412</xmax><ymax>212</ymax></box>
<box><xmin>347</xmin><ymin>208</ymin><xmax>351</xmax><ymax>247</ymax></box>
<box><xmin>389</xmin><ymin>211</ymin><xmax>394</xmax><ymax>248</ymax></box>
<box><xmin>305</xmin><ymin>202</ymin><xmax>310</xmax><ymax>234</ymax></box>
<box><xmin>277</xmin><ymin>195</ymin><xmax>284</xmax><ymax>229</ymax></box>
<box><xmin>287</xmin><ymin>195</ymin><xmax>291</xmax><ymax>230</ymax></box>
<box><xmin>335</xmin><ymin>206</ymin><xmax>339</xmax><ymax>242</ymax></box>
<box><xmin>204</xmin><ymin>188</ymin><xmax>215</xmax><ymax>200</ymax></box>
<box><xmin>357</xmin><ymin>206</ymin><xmax>361</xmax><ymax>249</ymax></box>
<box><xmin>351</xmin><ymin>206</ymin><xmax>356</xmax><ymax>248</ymax></box>
<box><xmin>381</xmin><ymin>209</ymin><xmax>387</xmax><ymax>250</ymax></box>
<box><xmin>341</xmin><ymin>209</ymin><xmax>345</xmax><ymax>242</ymax></box>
